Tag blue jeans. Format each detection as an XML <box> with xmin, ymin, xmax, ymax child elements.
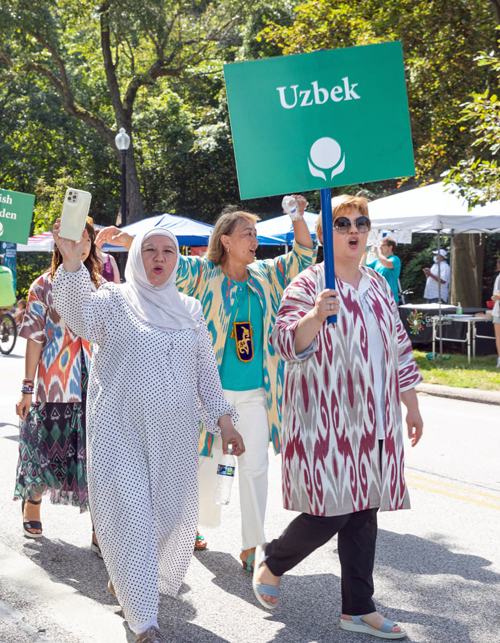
<box><xmin>426</xmin><ymin>298</ymin><xmax>439</xmax><ymax>304</ymax></box>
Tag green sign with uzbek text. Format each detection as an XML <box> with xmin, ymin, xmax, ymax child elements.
<box><xmin>224</xmin><ymin>42</ymin><xmax>415</xmax><ymax>199</ymax></box>
<box><xmin>0</xmin><ymin>188</ymin><xmax>35</xmax><ymax>244</ymax></box>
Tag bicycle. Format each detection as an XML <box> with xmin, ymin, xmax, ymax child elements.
<box><xmin>0</xmin><ymin>310</ymin><xmax>17</xmax><ymax>355</ymax></box>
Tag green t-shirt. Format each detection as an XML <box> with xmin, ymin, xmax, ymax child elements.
<box><xmin>0</xmin><ymin>266</ymin><xmax>16</xmax><ymax>308</ymax></box>
<box><xmin>219</xmin><ymin>280</ymin><xmax>264</xmax><ymax>391</ymax></box>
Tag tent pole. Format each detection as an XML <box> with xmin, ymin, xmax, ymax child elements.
<box><xmin>437</xmin><ymin>230</ymin><xmax>443</xmax><ymax>366</ymax></box>
<box><xmin>449</xmin><ymin>231</ymin><xmax>454</xmax><ymax>304</ymax></box>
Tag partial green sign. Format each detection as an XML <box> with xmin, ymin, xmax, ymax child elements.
<box><xmin>0</xmin><ymin>188</ymin><xmax>35</xmax><ymax>244</ymax></box>
<box><xmin>224</xmin><ymin>42</ymin><xmax>415</xmax><ymax>199</ymax></box>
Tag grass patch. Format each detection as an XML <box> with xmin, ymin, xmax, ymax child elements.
<box><xmin>414</xmin><ymin>350</ymin><xmax>500</xmax><ymax>391</ymax></box>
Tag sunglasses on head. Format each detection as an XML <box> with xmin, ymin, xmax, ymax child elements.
<box><xmin>333</xmin><ymin>216</ymin><xmax>371</xmax><ymax>234</ymax></box>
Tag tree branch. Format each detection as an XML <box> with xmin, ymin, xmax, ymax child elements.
<box><xmin>0</xmin><ymin>49</ymin><xmax>13</xmax><ymax>68</ymax></box>
<box><xmin>22</xmin><ymin>62</ymin><xmax>115</xmax><ymax>145</ymax></box>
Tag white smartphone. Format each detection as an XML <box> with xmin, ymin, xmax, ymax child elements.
<box><xmin>59</xmin><ymin>188</ymin><xmax>92</xmax><ymax>241</ymax></box>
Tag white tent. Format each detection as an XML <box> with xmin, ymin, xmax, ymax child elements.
<box><xmin>368</xmin><ymin>182</ymin><xmax>500</xmax><ymax>233</ymax></box>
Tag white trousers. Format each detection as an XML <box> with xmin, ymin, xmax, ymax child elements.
<box><xmin>198</xmin><ymin>388</ymin><xmax>269</xmax><ymax>550</ymax></box>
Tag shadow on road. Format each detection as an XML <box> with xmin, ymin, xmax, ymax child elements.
<box><xmin>15</xmin><ymin>526</ymin><xmax>500</xmax><ymax>643</ymax></box>
<box><xmin>196</xmin><ymin>529</ymin><xmax>499</xmax><ymax>643</ymax></box>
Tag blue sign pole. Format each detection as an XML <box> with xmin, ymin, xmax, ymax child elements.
<box><xmin>320</xmin><ymin>188</ymin><xmax>336</xmax><ymax>324</ymax></box>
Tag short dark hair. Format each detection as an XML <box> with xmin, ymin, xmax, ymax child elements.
<box><xmin>384</xmin><ymin>237</ymin><xmax>397</xmax><ymax>251</ymax></box>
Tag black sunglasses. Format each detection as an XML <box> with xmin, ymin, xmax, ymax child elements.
<box><xmin>333</xmin><ymin>216</ymin><xmax>371</xmax><ymax>234</ymax></box>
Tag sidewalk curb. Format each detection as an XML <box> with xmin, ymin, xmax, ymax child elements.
<box><xmin>416</xmin><ymin>383</ymin><xmax>500</xmax><ymax>406</ymax></box>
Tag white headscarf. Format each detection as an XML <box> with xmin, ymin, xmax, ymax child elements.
<box><xmin>121</xmin><ymin>228</ymin><xmax>202</xmax><ymax>331</ymax></box>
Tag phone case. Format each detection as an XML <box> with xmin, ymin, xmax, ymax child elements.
<box><xmin>59</xmin><ymin>188</ymin><xmax>92</xmax><ymax>241</ymax></box>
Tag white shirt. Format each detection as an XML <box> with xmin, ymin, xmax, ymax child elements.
<box><xmin>423</xmin><ymin>260</ymin><xmax>450</xmax><ymax>302</ymax></box>
<box><xmin>358</xmin><ymin>276</ymin><xmax>386</xmax><ymax>440</ymax></box>
<box><xmin>493</xmin><ymin>274</ymin><xmax>500</xmax><ymax>318</ymax></box>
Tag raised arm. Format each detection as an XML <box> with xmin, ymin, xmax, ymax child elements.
<box><xmin>289</xmin><ymin>195</ymin><xmax>314</xmax><ymax>250</ymax></box>
<box><xmin>52</xmin><ymin>220</ymin><xmax>110</xmax><ymax>345</ymax></box>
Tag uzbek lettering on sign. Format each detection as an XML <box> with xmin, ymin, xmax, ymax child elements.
<box><xmin>224</xmin><ymin>42</ymin><xmax>415</xmax><ymax>200</ymax></box>
<box><xmin>277</xmin><ymin>77</ymin><xmax>360</xmax><ymax>109</ymax></box>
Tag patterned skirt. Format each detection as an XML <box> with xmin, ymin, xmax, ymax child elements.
<box><xmin>13</xmin><ymin>358</ymin><xmax>89</xmax><ymax>512</ymax></box>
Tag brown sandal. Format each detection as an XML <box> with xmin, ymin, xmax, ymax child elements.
<box><xmin>194</xmin><ymin>531</ymin><xmax>208</xmax><ymax>551</ymax></box>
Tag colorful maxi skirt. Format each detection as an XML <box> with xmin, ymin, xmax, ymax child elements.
<box><xmin>13</xmin><ymin>359</ymin><xmax>89</xmax><ymax>512</ymax></box>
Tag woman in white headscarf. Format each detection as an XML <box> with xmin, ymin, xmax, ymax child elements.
<box><xmin>52</xmin><ymin>221</ymin><xmax>244</xmax><ymax>643</ymax></box>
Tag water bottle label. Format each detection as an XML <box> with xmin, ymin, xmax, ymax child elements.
<box><xmin>217</xmin><ymin>464</ymin><xmax>235</xmax><ymax>477</ymax></box>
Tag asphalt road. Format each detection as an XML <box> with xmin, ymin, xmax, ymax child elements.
<box><xmin>1</xmin><ymin>338</ymin><xmax>499</xmax><ymax>643</ymax></box>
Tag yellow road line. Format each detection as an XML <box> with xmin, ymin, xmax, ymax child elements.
<box><xmin>407</xmin><ymin>481</ymin><xmax>500</xmax><ymax>511</ymax></box>
<box><xmin>406</xmin><ymin>473</ymin><xmax>500</xmax><ymax>502</ymax></box>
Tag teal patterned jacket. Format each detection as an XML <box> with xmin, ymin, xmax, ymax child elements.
<box><xmin>176</xmin><ymin>241</ymin><xmax>317</xmax><ymax>457</ymax></box>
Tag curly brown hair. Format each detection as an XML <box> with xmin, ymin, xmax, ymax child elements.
<box><xmin>50</xmin><ymin>219</ymin><xmax>101</xmax><ymax>288</ymax></box>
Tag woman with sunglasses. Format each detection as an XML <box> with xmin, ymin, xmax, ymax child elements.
<box><xmin>252</xmin><ymin>195</ymin><xmax>423</xmax><ymax>641</ymax></box>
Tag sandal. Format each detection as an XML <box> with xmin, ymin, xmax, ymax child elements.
<box><xmin>91</xmin><ymin>525</ymin><xmax>103</xmax><ymax>559</ymax></box>
<box><xmin>241</xmin><ymin>551</ymin><xmax>255</xmax><ymax>572</ymax></box>
<box><xmin>194</xmin><ymin>531</ymin><xmax>208</xmax><ymax>551</ymax></box>
<box><xmin>252</xmin><ymin>544</ymin><xmax>279</xmax><ymax>610</ymax></box>
<box><xmin>340</xmin><ymin>615</ymin><xmax>407</xmax><ymax>639</ymax></box>
<box><xmin>136</xmin><ymin>626</ymin><xmax>168</xmax><ymax>642</ymax></box>
<box><xmin>21</xmin><ymin>498</ymin><xmax>42</xmax><ymax>539</ymax></box>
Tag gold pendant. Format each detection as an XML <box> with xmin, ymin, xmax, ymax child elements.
<box><xmin>233</xmin><ymin>321</ymin><xmax>254</xmax><ymax>362</ymax></box>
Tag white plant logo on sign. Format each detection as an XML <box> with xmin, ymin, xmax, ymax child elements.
<box><xmin>308</xmin><ymin>137</ymin><xmax>345</xmax><ymax>181</ymax></box>
<box><xmin>0</xmin><ymin>222</ymin><xmax>3</xmax><ymax>237</ymax></box>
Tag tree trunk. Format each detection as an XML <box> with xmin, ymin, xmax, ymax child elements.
<box><xmin>123</xmin><ymin>144</ymin><xmax>145</xmax><ymax>223</ymax></box>
<box><xmin>450</xmin><ymin>233</ymin><xmax>485</xmax><ymax>307</ymax></box>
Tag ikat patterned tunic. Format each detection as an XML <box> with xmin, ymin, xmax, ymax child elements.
<box><xmin>270</xmin><ymin>264</ymin><xmax>422</xmax><ymax>517</ymax></box>
<box><xmin>19</xmin><ymin>271</ymin><xmax>95</xmax><ymax>402</ymax></box>
<box><xmin>176</xmin><ymin>240</ymin><xmax>317</xmax><ymax>457</ymax></box>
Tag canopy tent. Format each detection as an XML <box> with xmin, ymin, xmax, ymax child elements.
<box><xmin>121</xmin><ymin>213</ymin><xmax>282</xmax><ymax>246</ymax></box>
<box><xmin>255</xmin><ymin>211</ymin><xmax>319</xmax><ymax>245</ymax></box>
<box><xmin>16</xmin><ymin>228</ymin><xmax>126</xmax><ymax>253</ymax></box>
<box><xmin>121</xmin><ymin>214</ymin><xmax>212</xmax><ymax>246</ymax></box>
<box><xmin>368</xmin><ymin>182</ymin><xmax>500</xmax><ymax>233</ymax></box>
<box><xmin>16</xmin><ymin>212</ymin><xmax>282</xmax><ymax>252</ymax></box>
<box><xmin>367</xmin><ymin>181</ymin><xmax>500</xmax><ymax>362</ymax></box>
<box><xmin>17</xmin><ymin>231</ymin><xmax>55</xmax><ymax>252</ymax></box>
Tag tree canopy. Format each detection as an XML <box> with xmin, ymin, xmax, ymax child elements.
<box><xmin>259</xmin><ymin>0</ymin><xmax>498</xmax><ymax>188</ymax></box>
<box><xmin>1</xmin><ymin>0</ymin><xmax>499</xmax><ymax>229</ymax></box>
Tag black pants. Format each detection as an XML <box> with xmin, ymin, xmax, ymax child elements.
<box><xmin>265</xmin><ymin>508</ymin><xmax>378</xmax><ymax>616</ymax></box>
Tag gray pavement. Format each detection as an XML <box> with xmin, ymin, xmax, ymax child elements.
<box><xmin>1</xmin><ymin>338</ymin><xmax>499</xmax><ymax>643</ymax></box>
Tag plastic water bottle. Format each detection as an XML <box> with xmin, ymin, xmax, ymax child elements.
<box><xmin>457</xmin><ymin>302</ymin><xmax>463</xmax><ymax>315</ymax></box>
<box><xmin>282</xmin><ymin>195</ymin><xmax>299</xmax><ymax>217</ymax></box>
<box><xmin>213</xmin><ymin>446</ymin><xmax>236</xmax><ymax>505</ymax></box>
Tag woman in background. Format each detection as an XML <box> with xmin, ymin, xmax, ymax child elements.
<box><xmin>96</xmin><ymin>245</ymin><xmax>121</xmax><ymax>284</ymax></box>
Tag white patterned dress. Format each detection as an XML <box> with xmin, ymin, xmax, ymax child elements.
<box><xmin>52</xmin><ymin>265</ymin><xmax>237</xmax><ymax>626</ymax></box>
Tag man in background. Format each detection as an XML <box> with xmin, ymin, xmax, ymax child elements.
<box><xmin>423</xmin><ymin>249</ymin><xmax>450</xmax><ymax>303</ymax></box>
<box><xmin>363</xmin><ymin>236</ymin><xmax>401</xmax><ymax>303</ymax></box>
